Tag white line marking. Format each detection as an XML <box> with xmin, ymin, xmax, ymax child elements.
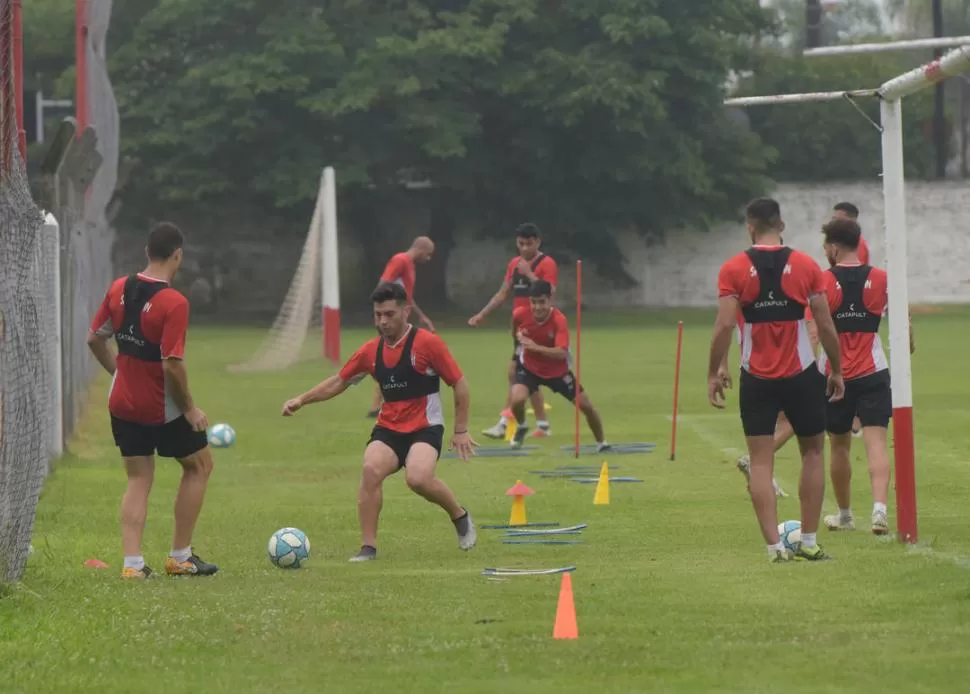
<box><xmin>665</xmin><ymin>414</ymin><xmax>744</xmax><ymax>457</ymax></box>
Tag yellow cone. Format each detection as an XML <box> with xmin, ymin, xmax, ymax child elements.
<box><xmin>504</xmin><ymin>419</ymin><xmax>518</xmax><ymax>442</ymax></box>
<box><xmin>509</xmin><ymin>496</ymin><xmax>527</xmax><ymax>525</ymax></box>
<box><xmin>593</xmin><ymin>461</ymin><xmax>610</xmax><ymax>505</ymax></box>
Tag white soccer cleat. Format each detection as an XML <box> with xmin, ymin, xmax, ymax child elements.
<box><xmin>736</xmin><ymin>455</ymin><xmax>751</xmax><ymax>481</ymax></box>
<box><xmin>871</xmin><ymin>509</ymin><xmax>889</xmax><ymax>536</ymax></box>
<box><xmin>772</xmin><ymin>479</ymin><xmax>789</xmax><ymax>498</ymax></box>
<box><xmin>824</xmin><ymin>513</ymin><xmax>855</xmax><ymax>531</ymax></box>
<box><xmin>481</xmin><ymin>424</ymin><xmax>506</xmax><ymax>439</ymax></box>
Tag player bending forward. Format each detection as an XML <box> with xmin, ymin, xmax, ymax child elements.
<box><xmin>87</xmin><ymin>222</ymin><xmax>218</xmax><ymax>579</ymax></box>
<box><xmin>282</xmin><ymin>282</ymin><xmax>478</xmax><ymax>562</ymax></box>
<box><xmin>817</xmin><ymin>218</ymin><xmax>914</xmax><ymax>535</ymax></box>
<box><xmin>708</xmin><ymin>198</ymin><xmax>844</xmax><ymax>563</ymax></box>
<box><xmin>507</xmin><ymin>281</ymin><xmax>610</xmax><ymax>452</ymax></box>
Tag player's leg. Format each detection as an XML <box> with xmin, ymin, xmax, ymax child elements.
<box><xmin>857</xmin><ymin>374</ymin><xmax>893</xmax><ymax>535</ymax></box>
<box><xmin>821</xmin><ymin>380</ymin><xmax>858</xmax><ymax>532</ymax></box>
<box><xmin>110</xmin><ymin>416</ymin><xmax>157</xmax><ymax>579</ymax></box>
<box><xmin>351</xmin><ymin>434</ymin><xmax>402</xmax><ymax>561</ymax></box>
<box><xmin>737</xmin><ymin>414</ymin><xmax>789</xmax><ymax>497</ymax></box>
<box><xmin>403</xmin><ymin>431</ymin><xmax>477</xmax><ymax>551</ymax></box>
<box><xmin>158</xmin><ymin>417</ymin><xmax>218</xmax><ymax>576</ymax></box>
<box><xmin>738</xmin><ymin>372</ymin><xmax>787</xmax><ymax>561</ymax></box>
<box><xmin>508</xmin><ymin>376</ymin><xmax>535</xmax><ymax>447</ymax></box>
<box><xmin>482</xmin><ymin>354</ymin><xmax>518</xmax><ymax>439</ymax></box>
<box><xmin>551</xmin><ymin>372</ymin><xmax>608</xmax><ymax>451</ymax></box>
<box><xmin>530</xmin><ymin>389</ymin><xmax>551</xmax><ymax>437</ymax></box>
<box><xmin>784</xmin><ymin>368</ymin><xmax>831</xmax><ymax>560</ymax></box>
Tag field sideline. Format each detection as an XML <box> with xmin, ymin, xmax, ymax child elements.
<box><xmin>3</xmin><ymin>308</ymin><xmax>970</xmax><ymax>693</ymax></box>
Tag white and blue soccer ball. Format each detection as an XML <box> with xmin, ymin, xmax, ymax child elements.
<box><xmin>207</xmin><ymin>423</ymin><xmax>236</xmax><ymax>448</ymax></box>
<box><xmin>778</xmin><ymin>520</ymin><xmax>802</xmax><ymax>552</ymax></box>
<box><xmin>268</xmin><ymin>527</ymin><xmax>310</xmax><ymax>569</ymax></box>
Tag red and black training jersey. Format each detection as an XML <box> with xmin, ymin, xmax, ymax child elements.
<box><xmin>817</xmin><ymin>263</ymin><xmax>888</xmax><ymax>380</ymax></box>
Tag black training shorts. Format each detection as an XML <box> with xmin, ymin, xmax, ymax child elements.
<box><xmin>514</xmin><ymin>364</ymin><xmax>584</xmax><ymax>402</ymax></box>
<box><xmin>826</xmin><ymin>369</ymin><xmax>892</xmax><ymax>434</ymax></box>
<box><xmin>111</xmin><ymin>415</ymin><xmax>208</xmax><ymax>459</ymax></box>
<box><xmin>368</xmin><ymin>425</ymin><xmax>444</xmax><ymax>469</ymax></box>
<box><xmin>739</xmin><ymin>366</ymin><xmax>826</xmax><ymax>438</ymax></box>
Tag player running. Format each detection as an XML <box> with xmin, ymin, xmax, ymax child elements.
<box><xmin>87</xmin><ymin>222</ymin><xmax>218</xmax><ymax>579</ymax></box>
<box><xmin>708</xmin><ymin>198</ymin><xmax>845</xmax><ymax>563</ymax></box>
<box><xmin>366</xmin><ymin>236</ymin><xmax>436</xmax><ymax>418</ymax></box>
<box><xmin>469</xmin><ymin>223</ymin><xmax>558</xmax><ymax>440</ymax></box>
<box><xmin>735</xmin><ymin>200</ymin><xmax>870</xmax><ymax>489</ymax></box>
<box><xmin>507</xmin><ymin>281</ymin><xmax>610</xmax><ymax>452</ymax></box>
<box><xmin>816</xmin><ymin>217</ymin><xmax>913</xmax><ymax>535</ymax></box>
<box><xmin>282</xmin><ymin>282</ymin><xmax>478</xmax><ymax>562</ymax></box>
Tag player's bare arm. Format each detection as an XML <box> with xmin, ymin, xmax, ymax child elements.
<box><xmin>707</xmin><ymin>296</ymin><xmax>739</xmax><ymax>408</ymax></box>
<box><xmin>518</xmin><ymin>333</ymin><xmax>567</xmax><ymax>360</ymax></box>
<box><xmin>410</xmin><ymin>300</ymin><xmax>435</xmax><ymax>332</ymax></box>
<box><xmin>449</xmin><ymin>377</ymin><xmax>477</xmax><ymax>459</ymax></box>
<box><xmin>468</xmin><ymin>281</ymin><xmax>510</xmax><ymax>326</ymax></box>
<box><xmin>516</xmin><ymin>257</ymin><xmax>539</xmax><ymax>281</ymax></box>
<box><xmin>282</xmin><ymin>374</ymin><xmax>354</xmax><ymax>415</ymax></box>
<box><xmin>809</xmin><ymin>293</ymin><xmax>845</xmax><ymax>402</ymax></box>
<box><xmin>86</xmin><ymin>331</ymin><xmax>117</xmax><ymax>376</ymax></box>
<box><xmin>163</xmin><ymin>357</ymin><xmax>208</xmax><ymax>431</ymax></box>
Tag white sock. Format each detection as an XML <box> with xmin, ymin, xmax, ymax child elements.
<box><xmin>839</xmin><ymin>507</ymin><xmax>853</xmax><ymax>521</ymax></box>
<box><xmin>169</xmin><ymin>547</ymin><xmax>192</xmax><ymax>563</ymax></box>
<box><xmin>498</xmin><ymin>415</ymin><xmax>508</xmax><ymax>427</ymax></box>
<box><xmin>873</xmin><ymin>502</ymin><xmax>887</xmax><ymax>515</ymax></box>
<box><xmin>801</xmin><ymin>532</ymin><xmax>817</xmax><ymax>549</ymax></box>
<box><xmin>124</xmin><ymin>555</ymin><xmax>145</xmax><ymax>570</ymax></box>
<box><xmin>536</xmin><ymin>419</ymin><xmax>550</xmax><ymax>429</ymax></box>
<box><xmin>767</xmin><ymin>542</ymin><xmax>785</xmax><ymax>556</ymax></box>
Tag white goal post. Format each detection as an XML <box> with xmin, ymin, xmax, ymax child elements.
<box><xmin>229</xmin><ymin>166</ymin><xmax>340</xmax><ymax>373</ymax></box>
<box><xmin>724</xmin><ymin>44</ymin><xmax>970</xmax><ymax>545</ymax></box>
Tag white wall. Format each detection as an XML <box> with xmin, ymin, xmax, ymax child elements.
<box><xmin>447</xmin><ymin>180</ymin><xmax>970</xmax><ymax>308</ymax></box>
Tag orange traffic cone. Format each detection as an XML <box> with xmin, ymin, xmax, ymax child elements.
<box><xmin>552</xmin><ymin>572</ymin><xmax>578</xmax><ymax>640</ymax></box>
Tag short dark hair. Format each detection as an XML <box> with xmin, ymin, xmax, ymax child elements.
<box><xmin>529</xmin><ymin>280</ymin><xmax>553</xmax><ymax>298</ymax></box>
<box><xmin>370</xmin><ymin>281</ymin><xmax>408</xmax><ymax>305</ymax></box>
<box><xmin>745</xmin><ymin>197</ymin><xmax>781</xmax><ymax>231</ymax></box>
<box><xmin>146</xmin><ymin>222</ymin><xmax>184</xmax><ymax>261</ymax></box>
<box><xmin>833</xmin><ymin>201</ymin><xmax>859</xmax><ymax>218</ymax></box>
<box><xmin>822</xmin><ymin>218</ymin><xmax>861</xmax><ymax>250</ymax></box>
<box><xmin>516</xmin><ymin>222</ymin><xmax>541</xmax><ymax>239</ymax></box>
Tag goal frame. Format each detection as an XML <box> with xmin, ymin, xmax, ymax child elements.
<box><xmin>725</xmin><ymin>44</ymin><xmax>970</xmax><ymax>545</ymax></box>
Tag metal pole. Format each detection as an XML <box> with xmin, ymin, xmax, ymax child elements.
<box><xmin>724</xmin><ymin>89</ymin><xmax>879</xmax><ymax>107</ymax></box>
<box><xmin>804</xmin><ymin>35</ymin><xmax>970</xmax><ymax>57</ymax></box>
<box><xmin>933</xmin><ymin>0</ymin><xmax>947</xmax><ymax>178</ymax></box>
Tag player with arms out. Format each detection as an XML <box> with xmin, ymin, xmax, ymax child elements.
<box><xmin>87</xmin><ymin>222</ymin><xmax>218</xmax><ymax>579</ymax></box>
<box><xmin>469</xmin><ymin>223</ymin><xmax>558</xmax><ymax>440</ymax></box>
<box><xmin>366</xmin><ymin>237</ymin><xmax>437</xmax><ymax>417</ymax></box>
<box><xmin>507</xmin><ymin>281</ymin><xmax>610</xmax><ymax>452</ymax></box>
<box><xmin>282</xmin><ymin>282</ymin><xmax>478</xmax><ymax>562</ymax></box>
<box><xmin>708</xmin><ymin>198</ymin><xmax>845</xmax><ymax>563</ymax></box>
<box><xmin>816</xmin><ymin>217</ymin><xmax>913</xmax><ymax>535</ymax></box>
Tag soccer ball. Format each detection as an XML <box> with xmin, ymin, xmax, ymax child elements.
<box><xmin>208</xmin><ymin>423</ymin><xmax>236</xmax><ymax>448</ymax></box>
<box><xmin>778</xmin><ymin>520</ymin><xmax>802</xmax><ymax>552</ymax></box>
<box><xmin>268</xmin><ymin>527</ymin><xmax>310</xmax><ymax>569</ymax></box>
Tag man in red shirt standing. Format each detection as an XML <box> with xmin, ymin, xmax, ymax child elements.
<box><xmin>282</xmin><ymin>282</ymin><xmax>477</xmax><ymax>562</ymax></box>
<box><xmin>506</xmin><ymin>281</ymin><xmax>609</xmax><ymax>451</ymax></box>
<box><xmin>87</xmin><ymin>222</ymin><xmax>218</xmax><ymax>579</ymax></box>
<box><xmin>816</xmin><ymin>217</ymin><xmax>912</xmax><ymax>536</ymax></box>
<box><xmin>468</xmin><ymin>223</ymin><xmax>559</xmax><ymax>440</ymax></box>
<box><xmin>708</xmin><ymin>198</ymin><xmax>845</xmax><ymax>563</ymax></box>
<box><xmin>366</xmin><ymin>236</ymin><xmax>436</xmax><ymax>417</ymax></box>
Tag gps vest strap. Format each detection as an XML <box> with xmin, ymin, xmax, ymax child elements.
<box><xmin>374</xmin><ymin>327</ymin><xmax>440</xmax><ymax>403</ymax></box>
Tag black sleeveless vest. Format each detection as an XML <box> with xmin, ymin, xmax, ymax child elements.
<box><xmin>114</xmin><ymin>275</ymin><xmax>168</xmax><ymax>362</ymax></box>
<box><xmin>829</xmin><ymin>265</ymin><xmax>881</xmax><ymax>334</ymax></box>
<box><xmin>740</xmin><ymin>247</ymin><xmax>805</xmax><ymax>324</ymax></box>
<box><xmin>511</xmin><ymin>254</ymin><xmax>547</xmax><ymax>299</ymax></box>
<box><xmin>374</xmin><ymin>327</ymin><xmax>440</xmax><ymax>402</ymax></box>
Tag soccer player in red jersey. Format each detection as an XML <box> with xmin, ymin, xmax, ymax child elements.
<box><xmin>816</xmin><ymin>218</ymin><xmax>914</xmax><ymax>535</ymax></box>
<box><xmin>87</xmin><ymin>223</ymin><xmax>218</xmax><ymax>579</ymax></box>
<box><xmin>708</xmin><ymin>198</ymin><xmax>845</xmax><ymax>562</ymax></box>
<box><xmin>469</xmin><ymin>223</ymin><xmax>559</xmax><ymax>440</ymax></box>
<box><xmin>506</xmin><ymin>281</ymin><xmax>609</xmax><ymax>451</ymax></box>
<box><xmin>282</xmin><ymin>282</ymin><xmax>478</xmax><ymax>562</ymax></box>
<box><xmin>366</xmin><ymin>237</ymin><xmax>437</xmax><ymax>417</ymax></box>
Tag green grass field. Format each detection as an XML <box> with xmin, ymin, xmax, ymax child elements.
<box><xmin>4</xmin><ymin>308</ymin><xmax>970</xmax><ymax>693</ymax></box>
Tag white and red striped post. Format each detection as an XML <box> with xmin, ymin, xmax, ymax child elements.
<box><xmin>877</xmin><ymin>45</ymin><xmax>970</xmax><ymax>543</ymax></box>
<box><xmin>321</xmin><ymin>166</ymin><xmax>340</xmax><ymax>366</ymax></box>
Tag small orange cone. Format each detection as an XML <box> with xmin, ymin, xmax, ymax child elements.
<box><xmin>506</xmin><ymin>480</ymin><xmax>535</xmax><ymax>526</ymax></box>
<box><xmin>552</xmin><ymin>572</ymin><xmax>578</xmax><ymax>640</ymax></box>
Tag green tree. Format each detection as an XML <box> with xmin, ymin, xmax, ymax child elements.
<box><xmin>733</xmin><ymin>52</ymin><xmax>942</xmax><ymax>181</ymax></box>
<box><xmin>104</xmin><ymin>0</ymin><xmax>777</xmax><ymax>299</ymax></box>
